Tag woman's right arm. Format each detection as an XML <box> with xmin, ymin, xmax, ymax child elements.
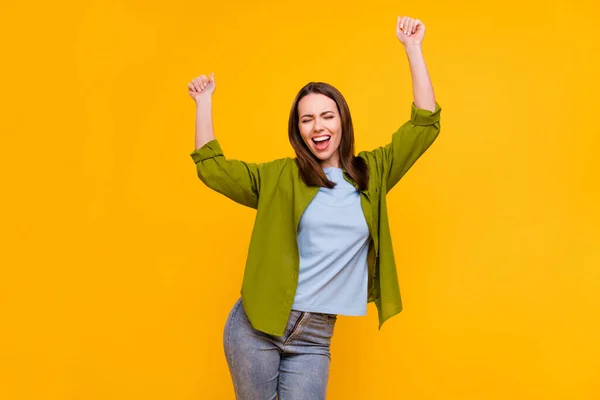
<box><xmin>188</xmin><ymin>73</ymin><xmax>267</xmax><ymax>210</ymax></box>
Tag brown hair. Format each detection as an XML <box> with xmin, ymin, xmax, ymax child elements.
<box><xmin>288</xmin><ymin>82</ymin><xmax>369</xmax><ymax>191</ymax></box>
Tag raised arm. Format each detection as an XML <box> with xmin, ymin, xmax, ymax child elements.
<box><xmin>399</xmin><ymin>16</ymin><xmax>436</xmax><ymax>112</ymax></box>
<box><xmin>361</xmin><ymin>16</ymin><xmax>442</xmax><ymax>193</ymax></box>
<box><xmin>188</xmin><ymin>73</ymin><xmax>273</xmax><ymax>209</ymax></box>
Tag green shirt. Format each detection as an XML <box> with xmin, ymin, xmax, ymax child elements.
<box><xmin>190</xmin><ymin>101</ymin><xmax>442</xmax><ymax>336</ymax></box>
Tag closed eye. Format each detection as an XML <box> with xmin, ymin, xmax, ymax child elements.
<box><xmin>301</xmin><ymin>116</ymin><xmax>334</xmax><ymax>123</ymax></box>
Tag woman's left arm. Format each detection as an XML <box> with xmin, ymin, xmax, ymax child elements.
<box><xmin>400</xmin><ymin>15</ymin><xmax>436</xmax><ymax>112</ymax></box>
<box><xmin>361</xmin><ymin>16</ymin><xmax>442</xmax><ymax>193</ymax></box>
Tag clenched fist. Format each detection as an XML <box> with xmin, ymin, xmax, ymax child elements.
<box><xmin>396</xmin><ymin>16</ymin><xmax>425</xmax><ymax>47</ymax></box>
<box><xmin>188</xmin><ymin>72</ymin><xmax>216</xmax><ymax>102</ymax></box>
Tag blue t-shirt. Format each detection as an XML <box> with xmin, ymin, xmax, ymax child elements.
<box><xmin>291</xmin><ymin>167</ymin><xmax>370</xmax><ymax>315</ymax></box>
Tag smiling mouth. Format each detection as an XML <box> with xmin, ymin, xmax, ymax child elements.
<box><xmin>312</xmin><ymin>135</ymin><xmax>331</xmax><ymax>151</ymax></box>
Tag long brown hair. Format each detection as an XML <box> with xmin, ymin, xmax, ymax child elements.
<box><xmin>288</xmin><ymin>82</ymin><xmax>369</xmax><ymax>191</ymax></box>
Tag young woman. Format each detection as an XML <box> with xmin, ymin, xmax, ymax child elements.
<box><xmin>187</xmin><ymin>15</ymin><xmax>442</xmax><ymax>400</ymax></box>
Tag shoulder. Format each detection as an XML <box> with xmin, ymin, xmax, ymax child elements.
<box><xmin>260</xmin><ymin>156</ymin><xmax>296</xmax><ymax>176</ymax></box>
<box><xmin>263</xmin><ymin>156</ymin><xmax>293</xmax><ymax>169</ymax></box>
<box><xmin>356</xmin><ymin>150</ymin><xmax>377</xmax><ymax>169</ymax></box>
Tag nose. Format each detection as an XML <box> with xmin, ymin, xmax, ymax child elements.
<box><xmin>313</xmin><ymin>117</ymin><xmax>325</xmax><ymax>132</ymax></box>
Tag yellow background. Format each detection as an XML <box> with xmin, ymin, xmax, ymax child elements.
<box><xmin>2</xmin><ymin>0</ymin><xmax>599</xmax><ymax>398</ymax></box>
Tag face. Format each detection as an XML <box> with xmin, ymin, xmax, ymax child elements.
<box><xmin>297</xmin><ymin>93</ymin><xmax>342</xmax><ymax>168</ymax></box>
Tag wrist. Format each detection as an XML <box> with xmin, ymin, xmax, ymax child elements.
<box><xmin>195</xmin><ymin>96</ymin><xmax>213</xmax><ymax>107</ymax></box>
<box><xmin>404</xmin><ymin>45</ymin><xmax>423</xmax><ymax>55</ymax></box>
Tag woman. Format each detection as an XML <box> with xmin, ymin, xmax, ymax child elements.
<box><xmin>187</xmin><ymin>15</ymin><xmax>442</xmax><ymax>400</ymax></box>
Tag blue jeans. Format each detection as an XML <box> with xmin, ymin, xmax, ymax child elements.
<box><xmin>223</xmin><ymin>297</ymin><xmax>338</xmax><ymax>399</ymax></box>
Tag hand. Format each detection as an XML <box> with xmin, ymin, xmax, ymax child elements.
<box><xmin>396</xmin><ymin>16</ymin><xmax>425</xmax><ymax>48</ymax></box>
<box><xmin>188</xmin><ymin>73</ymin><xmax>216</xmax><ymax>102</ymax></box>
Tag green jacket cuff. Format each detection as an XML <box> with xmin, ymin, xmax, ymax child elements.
<box><xmin>410</xmin><ymin>101</ymin><xmax>442</xmax><ymax>126</ymax></box>
<box><xmin>190</xmin><ymin>139</ymin><xmax>223</xmax><ymax>163</ymax></box>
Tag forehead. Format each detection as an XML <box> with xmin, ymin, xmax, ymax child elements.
<box><xmin>298</xmin><ymin>93</ymin><xmax>337</xmax><ymax>113</ymax></box>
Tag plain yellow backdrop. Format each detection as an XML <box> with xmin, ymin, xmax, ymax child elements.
<box><xmin>2</xmin><ymin>0</ymin><xmax>599</xmax><ymax>399</ymax></box>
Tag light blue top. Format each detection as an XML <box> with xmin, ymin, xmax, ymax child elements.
<box><xmin>292</xmin><ymin>167</ymin><xmax>370</xmax><ymax>316</ymax></box>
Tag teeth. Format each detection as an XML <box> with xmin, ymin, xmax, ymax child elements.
<box><xmin>313</xmin><ymin>136</ymin><xmax>330</xmax><ymax>142</ymax></box>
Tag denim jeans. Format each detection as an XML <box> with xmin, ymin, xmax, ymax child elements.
<box><xmin>223</xmin><ymin>297</ymin><xmax>338</xmax><ymax>399</ymax></box>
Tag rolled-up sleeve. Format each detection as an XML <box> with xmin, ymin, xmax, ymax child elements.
<box><xmin>190</xmin><ymin>139</ymin><xmax>263</xmax><ymax>209</ymax></box>
<box><xmin>190</xmin><ymin>139</ymin><xmax>225</xmax><ymax>163</ymax></box>
<box><xmin>363</xmin><ymin>101</ymin><xmax>442</xmax><ymax>192</ymax></box>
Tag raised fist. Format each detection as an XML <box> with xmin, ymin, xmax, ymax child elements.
<box><xmin>396</xmin><ymin>16</ymin><xmax>425</xmax><ymax>47</ymax></box>
<box><xmin>188</xmin><ymin>72</ymin><xmax>216</xmax><ymax>102</ymax></box>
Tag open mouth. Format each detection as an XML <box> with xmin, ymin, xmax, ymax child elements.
<box><xmin>312</xmin><ymin>135</ymin><xmax>331</xmax><ymax>151</ymax></box>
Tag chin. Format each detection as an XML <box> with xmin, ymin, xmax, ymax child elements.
<box><xmin>311</xmin><ymin>150</ymin><xmax>334</xmax><ymax>162</ymax></box>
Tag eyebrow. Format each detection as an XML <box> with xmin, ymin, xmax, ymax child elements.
<box><xmin>300</xmin><ymin>110</ymin><xmax>335</xmax><ymax>119</ymax></box>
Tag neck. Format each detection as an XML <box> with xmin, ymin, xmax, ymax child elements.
<box><xmin>321</xmin><ymin>152</ymin><xmax>340</xmax><ymax>169</ymax></box>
